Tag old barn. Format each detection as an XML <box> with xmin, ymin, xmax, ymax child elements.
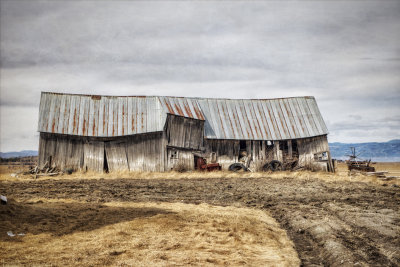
<box><xmin>38</xmin><ymin>92</ymin><xmax>333</xmax><ymax>172</ymax></box>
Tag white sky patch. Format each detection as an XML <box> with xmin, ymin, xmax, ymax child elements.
<box><xmin>0</xmin><ymin>0</ymin><xmax>399</xmax><ymax>151</ymax></box>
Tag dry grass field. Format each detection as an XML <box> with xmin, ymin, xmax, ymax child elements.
<box><xmin>1</xmin><ymin>162</ymin><xmax>399</xmax><ymax>266</ymax></box>
<box><xmin>1</xmin><ymin>200</ymin><xmax>299</xmax><ymax>266</ymax></box>
<box><xmin>2</xmin><ymin>162</ymin><xmax>400</xmax><ymax>186</ymax></box>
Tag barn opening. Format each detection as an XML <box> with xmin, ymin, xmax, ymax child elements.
<box><xmin>103</xmin><ymin>145</ymin><xmax>109</xmax><ymax>173</ymax></box>
<box><xmin>239</xmin><ymin>140</ymin><xmax>247</xmax><ymax>161</ymax></box>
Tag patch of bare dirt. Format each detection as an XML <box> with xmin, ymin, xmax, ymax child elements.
<box><xmin>1</xmin><ymin>176</ymin><xmax>399</xmax><ymax>266</ymax></box>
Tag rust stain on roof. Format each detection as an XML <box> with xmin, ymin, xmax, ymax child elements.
<box><xmin>93</xmin><ymin>116</ymin><xmax>96</xmax><ymax>136</ymax></box>
<box><xmin>163</xmin><ymin>99</ymin><xmax>174</xmax><ymax>114</ymax></box>
<box><xmin>38</xmin><ymin>93</ymin><xmax>327</xmax><ymax>139</ymax></box>
<box><xmin>182</xmin><ymin>99</ymin><xmax>194</xmax><ymax>118</ymax></box>
<box><xmin>141</xmin><ymin>113</ymin><xmax>144</xmax><ymax>131</ymax></box>
<box><xmin>82</xmin><ymin>118</ymin><xmax>86</xmax><ymax>136</ymax></box>
<box><xmin>52</xmin><ymin>119</ymin><xmax>55</xmax><ymax>133</ymax></box>
<box><xmin>73</xmin><ymin>108</ymin><xmax>77</xmax><ymax>134</ymax></box>
<box><xmin>174</xmin><ymin>103</ymin><xmax>184</xmax><ymax>116</ymax></box>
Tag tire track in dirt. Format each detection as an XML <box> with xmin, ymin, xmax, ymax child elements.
<box><xmin>1</xmin><ymin>177</ymin><xmax>399</xmax><ymax>266</ymax></box>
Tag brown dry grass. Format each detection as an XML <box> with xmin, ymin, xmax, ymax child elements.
<box><xmin>1</xmin><ymin>162</ymin><xmax>399</xmax><ymax>186</ymax></box>
<box><xmin>1</xmin><ymin>200</ymin><xmax>299</xmax><ymax>266</ymax></box>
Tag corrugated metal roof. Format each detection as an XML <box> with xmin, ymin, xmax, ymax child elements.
<box><xmin>38</xmin><ymin>92</ymin><xmax>328</xmax><ymax>139</ymax></box>
<box><xmin>38</xmin><ymin>93</ymin><xmax>165</xmax><ymax>137</ymax></box>
<box><xmin>158</xmin><ymin>96</ymin><xmax>205</xmax><ymax>120</ymax></box>
<box><xmin>196</xmin><ymin>97</ymin><xmax>328</xmax><ymax>140</ymax></box>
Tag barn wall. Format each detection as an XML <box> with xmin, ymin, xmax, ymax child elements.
<box><xmin>165</xmin><ymin>114</ymin><xmax>204</xmax><ymax>149</ymax></box>
<box><xmin>204</xmin><ymin>136</ymin><xmax>330</xmax><ymax>171</ymax></box>
<box><xmin>39</xmin><ymin>132</ymin><xmax>166</xmax><ymax>172</ymax></box>
<box><xmin>38</xmin><ymin>132</ymin><xmax>331</xmax><ymax>172</ymax></box>
<box><xmin>163</xmin><ymin>114</ymin><xmax>204</xmax><ymax>171</ymax></box>
<box><xmin>83</xmin><ymin>141</ymin><xmax>104</xmax><ymax>172</ymax></box>
<box><xmin>297</xmin><ymin>135</ymin><xmax>331</xmax><ymax>170</ymax></box>
<box><xmin>204</xmin><ymin>139</ymin><xmax>281</xmax><ymax>170</ymax></box>
<box><xmin>38</xmin><ymin>133</ymin><xmax>85</xmax><ymax>170</ymax></box>
<box><xmin>166</xmin><ymin>148</ymin><xmax>194</xmax><ymax>171</ymax></box>
<box><xmin>126</xmin><ymin>132</ymin><xmax>165</xmax><ymax>172</ymax></box>
<box><xmin>105</xmin><ymin>140</ymin><xmax>129</xmax><ymax>172</ymax></box>
<box><xmin>204</xmin><ymin>139</ymin><xmax>239</xmax><ymax>170</ymax></box>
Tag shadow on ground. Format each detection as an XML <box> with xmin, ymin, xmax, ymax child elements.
<box><xmin>0</xmin><ymin>199</ymin><xmax>171</xmax><ymax>240</ymax></box>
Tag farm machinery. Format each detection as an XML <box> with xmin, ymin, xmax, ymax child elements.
<box><xmin>195</xmin><ymin>157</ymin><xmax>222</xmax><ymax>172</ymax></box>
<box><xmin>346</xmin><ymin>147</ymin><xmax>375</xmax><ymax>172</ymax></box>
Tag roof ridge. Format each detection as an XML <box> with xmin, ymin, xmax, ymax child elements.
<box><xmin>41</xmin><ymin>91</ymin><xmax>315</xmax><ymax>101</ymax></box>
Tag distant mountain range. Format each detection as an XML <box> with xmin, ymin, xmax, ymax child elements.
<box><xmin>0</xmin><ymin>150</ymin><xmax>38</xmax><ymax>158</ymax></box>
<box><xmin>1</xmin><ymin>140</ymin><xmax>399</xmax><ymax>162</ymax></box>
<box><xmin>329</xmin><ymin>139</ymin><xmax>400</xmax><ymax>162</ymax></box>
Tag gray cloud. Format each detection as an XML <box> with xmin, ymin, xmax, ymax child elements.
<box><xmin>1</xmin><ymin>0</ymin><xmax>399</xmax><ymax>151</ymax></box>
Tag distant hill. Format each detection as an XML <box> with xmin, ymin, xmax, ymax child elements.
<box><xmin>0</xmin><ymin>150</ymin><xmax>38</xmax><ymax>159</ymax></box>
<box><xmin>329</xmin><ymin>139</ymin><xmax>400</xmax><ymax>162</ymax></box>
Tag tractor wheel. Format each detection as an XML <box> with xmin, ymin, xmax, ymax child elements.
<box><xmin>262</xmin><ymin>162</ymin><xmax>270</xmax><ymax>172</ymax></box>
<box><xmin>228</xmin><ymin>163</ymin><xmax>248</xmax><ymax>172</ymax></box>
<box><xmin>269</xmin><ymin>160</ymin><xmax>283</xmax><ymax>172</ymax></box>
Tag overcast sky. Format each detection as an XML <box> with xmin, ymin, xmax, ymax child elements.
<box><xmin>1</xmin><ymin>0</ymin><xmax>399</xmax><ymax>152</ymax></box>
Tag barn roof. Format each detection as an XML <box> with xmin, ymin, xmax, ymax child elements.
<box><xmin>38</xmin><ymin>92</ymin><xmax>328</xmax><ymax>140</ymax></box>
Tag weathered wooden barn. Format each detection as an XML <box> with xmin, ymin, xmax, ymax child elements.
<box><xmin>38</xmin><ymin>92</ymin><xmax>332</xmax><ymax>172</ymax></box>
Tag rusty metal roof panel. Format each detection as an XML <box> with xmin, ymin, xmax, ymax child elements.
<box><xmin>196</xmin><ymin>97</ymin><xmax>327</xmax><ymax>140</ymax></box>
<box><xmin>38</xmin><ymin>92</ymin><xmax>166</xmax><ymax>137</ymax></box>
<box><xmin>38</xmin><ymin>93</ymin><xmax>328</xmax><ymax>139</ymax></box>
<box><xmin>158</xmin><ymin>96</ymin><xmax>205</xmax><ymax>120</ymax></box>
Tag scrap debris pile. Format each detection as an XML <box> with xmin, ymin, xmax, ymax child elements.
<box><xmin>346</xmin><ymin>147</ymin><xmax>399</xmax><ymax>180</ymax></box>
<box><xmin>346</xmin><ymin>147</ymin><xmax>375</xmax><ymax>172</ymax></box>
<box><xmin>11</xmin><ymin>161</ymin><xmax>73</xmax><ymax>178</ymax></box>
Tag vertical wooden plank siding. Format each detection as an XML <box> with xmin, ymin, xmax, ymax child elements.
<box><xmin>105</xmin><ymin>141</ymin><xmax>128</xmax><ymax>171</ymax></box>
<box><xmin>166</xmin><ymin>115</ymin><xmax>204</xmax><ymax>150</ymax></box>
<box><xmin>83</xmin><ymin>141</ymin><xmax>104</xmax><ymax>172</ymax></box>
<box><xmin>126</xmin><ymin>132</ymin><xmax>165</xmax><ymax>172</ymax></box>
<box><xmin>297</xmin><ymin>135</ymin><xmax>330</xmax><ymax>168</ymax></box>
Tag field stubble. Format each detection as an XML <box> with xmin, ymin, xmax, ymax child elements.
<box><xmin>1</xmin><ymin>200</ymin><xmax>298</xmax><ymax>266</ymax></box>
<box><xmin>1</xmin><ymin>162</ymin><xmax>399</xmax><ymax>266</ymax></box>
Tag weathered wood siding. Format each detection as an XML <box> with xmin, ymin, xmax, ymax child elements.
<box><xmin>105</xmin><ymin>141</ymin><xmax>129</xmax><ymax>171</ymax></box>
<box><xmin>165</xmin><ymin>115</ymin><xmax>204</xmax><ymax>149</ymax></box>
<box><xmin>297</xmin><ymin>135</ymin><xmax>330</xmax><ymax>169</ymax></box>
<box><xmin>83</xmin><ymin>141</ymin><xmax>104</xmax><ymax>172</ymax></box>
<box><xmin>163</xmin><ymin>114</ymin><xmax>204</xmax><ymax>171</ymax></box>
<box><xmin>38</xmin><ymin>132</ymin><xmax>166</xmax><ymax>172</ymax></box>
<box><xmin>204</xmin><ymin>139</ymin><xmax>278</xmax><ymax>170</ymax></box>
<box><xmin>166</xmin><ymin>148</ymin><xmax>194</xmax><ymax>171</ymax></box>
<box><xmin>38</xmin><ymin>131</ymin><xmax>330</xmax><ymax>172</ymax></box>
<box><xmin>39</xmin><ymin>133</ymin><xmax>84</xmax><ymax>170</ymax></box>
<box><xmin>204</xmin><ymin>137</ymin><xmax>330</xmax><ymax>171</ymax></box>
<box><xmin>126</xmin><ymin>132</ymin><xmax>165</xmax><ymax>172</ymax></box>
<box><xmin>204</xmin><ymin>139</ymin><xmax>239</xmax><ymax>170</ymax></box>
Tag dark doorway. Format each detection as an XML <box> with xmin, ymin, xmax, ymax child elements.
<box><xmin>292</xmin><ymin>140</ymin><xmax>299</xmax><ymax>158</ymax></box>
<box><xmin>194</xmin><ymin>155</ymin><xmax>199</xmax><ymax>169</ymax></box>
<box><xmin>239</xmin><ymin>140</ymin><xmax>247</xmax><ymax>161</ymax></box>
<box><xmin>103</xmin><ymin>147</ymin><xmax>109</xmax><ymax>173</ymax></box>
<box><xmin>239</xmin><ymin>140</ymin><xmax>246</xmax><ymax>150</ymax></box>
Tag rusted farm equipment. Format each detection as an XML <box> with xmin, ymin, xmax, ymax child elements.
<box><xmin>346</xmin><ymin>147</ymin><xmax>375</xmax><ymax>172</ymax></box>
<box><xmin>195</xmin><ymin>157</ymin><xmax>222</xmax><ymax>171</ymax></box>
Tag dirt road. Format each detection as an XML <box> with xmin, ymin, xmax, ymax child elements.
<box><xmin>2</xmin><ymin>177</ymin><xmax>399</xmax><ymax>266</ymax></box>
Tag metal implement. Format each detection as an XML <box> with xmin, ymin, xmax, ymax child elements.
<box><xmin>195</xmin><ymin>157</ymin><xmax>221</xmax><ymax>171</ymax></box>
<box><xmin>346</xmin><ymin>147</ymin><xmax>375</xmax><ymax>172</ymax></box>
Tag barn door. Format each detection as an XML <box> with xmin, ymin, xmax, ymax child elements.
<box><xmin>83</xmin><ymin>141</ymin><xmax>104</xmax><ymax>172</ymax></box>
<box><xmin>104</xmin><ymin>141</ymin><xmax>129</xmax><ymax>172</ymax></box>
<box><xmin>167</xmin><ymin>148</ymin><xmax>179</xmax><ymax>170</ymax></box>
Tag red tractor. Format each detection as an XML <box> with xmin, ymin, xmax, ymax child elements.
<box><xmin>195</xmin><ymin>157</ymin><xmax>222</xmax><ymax>171</ymax></box>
